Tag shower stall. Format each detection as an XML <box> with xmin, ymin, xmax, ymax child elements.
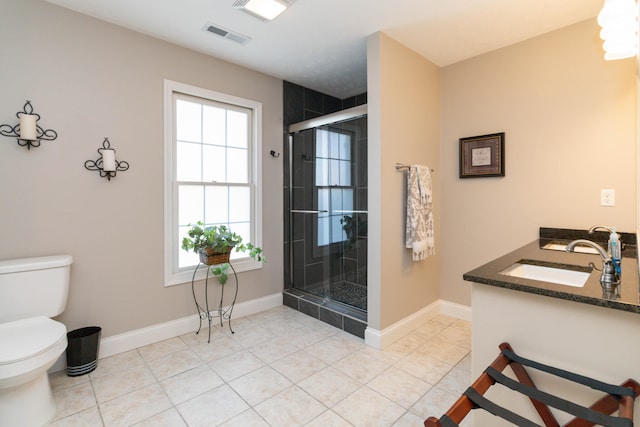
<box><xmin>287</xmin><ymin>106</ymin><xmax>368</xmax><ymax>313</ymax></box>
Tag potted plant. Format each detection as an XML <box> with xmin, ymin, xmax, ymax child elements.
<box><xmin>181</xmin><ymin>221</ymin><xmax>264</xmax><ymax>284</ymax></box>
<box><xmin>340</xmin><ymin>214</ymin><xmax>367</xmax><ymax>250</ymax></box>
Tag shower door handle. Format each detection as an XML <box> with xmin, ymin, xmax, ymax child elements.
<box><xmin>290</xmin><ymin>210</ymin><xmax>329</xmax><ymax>214</ymax></box>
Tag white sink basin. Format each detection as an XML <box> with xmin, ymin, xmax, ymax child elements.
<box><xmin>499</xmin><ymin>262</ymin><xmax>590</xmax><ymax>287</ymax></box>
<box><xmin>542</xmin><ymin>243</ymin><xmax>599</xmax><ymax>255</ymax></box>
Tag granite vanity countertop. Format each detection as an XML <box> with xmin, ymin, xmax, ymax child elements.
<box><xmin>463</xmin><ymin>230</ymin><xmax>640</xmax><ymax>313</ymax></box>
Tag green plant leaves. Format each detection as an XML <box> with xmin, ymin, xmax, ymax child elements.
<box><xmin>181</xmin><ymin>221</ymin><xmax>243</xmax><ymax>253</ymax></box>
<box><xmin>210</xmin><ymin>263</ymin><xmax>230</xmax><ymax>285</ymax></box>
<box><xmin>183</xmin><ymin>221</ymin><xmax>266</xmax><ymax>284</ymax></box>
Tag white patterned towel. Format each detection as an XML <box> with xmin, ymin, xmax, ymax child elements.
<box><xmin>405</xmin><ymin>165</ymin><xmax>434</xmax><ymax>261</ymax></box>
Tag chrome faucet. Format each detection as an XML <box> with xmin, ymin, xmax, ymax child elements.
<box><xmin>588</xmin><ymin>225</ymin><xmax>614</xmax><ymax>234</ymax></box>
<box><xmin>566</xmin><ymin>239</ymin><xmax>620</xmax><ymax>289</ymax></box>
<box><xmin>566</xmin><ymin>239</ymin><xmax>608</xmax><ymax>259</ymax></box>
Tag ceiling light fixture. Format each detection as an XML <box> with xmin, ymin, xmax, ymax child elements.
<box><xmin>233</xmin><ymin>0</ymin><xmax>291</xmax><ymax>21</ymax></box>
<box><xmin>597</xmin><ymin>0</ymin><xmax>639</xmax><ymax>60</ymax></box>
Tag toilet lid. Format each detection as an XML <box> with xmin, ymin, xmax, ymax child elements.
<box><xmin>0</xmin><ymin>316</ymin><xmax>66</xmax><ymax>365</ymax></box>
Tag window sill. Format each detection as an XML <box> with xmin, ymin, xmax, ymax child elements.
<box><xmin>165</xmin><ymin>258</ymin><xmax>263</xmax><ymax>287</ymax></box>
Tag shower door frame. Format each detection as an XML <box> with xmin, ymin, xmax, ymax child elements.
<box><xmin>287</xmin><ymin>105</ymin><xmax>367</xmax><ymax>311</ymax></box>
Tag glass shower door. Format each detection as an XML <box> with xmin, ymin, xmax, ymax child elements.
<box><xmin>289</xmin><ymin>116</ymin><xmax>367</xmax><ymax>311</ymax></box>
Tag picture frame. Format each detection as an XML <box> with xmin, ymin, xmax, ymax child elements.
<box><xmin>459</xmin><ymin>132</ymin><xmax>505</xmax><ymax>178</ymax></box>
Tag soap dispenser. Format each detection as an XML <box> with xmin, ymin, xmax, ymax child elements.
<box><xmin>608</xmin><ymin>227</ymin><xmax>621</xmax><ymax>277</ymax></box>
<box><xmin>588</xmin><ymin>224</ymin><xmax>623</xmax><ymax>280</ymax></box>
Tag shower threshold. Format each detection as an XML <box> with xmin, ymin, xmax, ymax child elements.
<box><xmin>283</xmin><ymin>288</ymin><xmax>367</xmax><ymax>338</ymax></box>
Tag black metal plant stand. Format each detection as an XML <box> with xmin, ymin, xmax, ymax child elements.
<box><xmin>190</xmin><ymin>262</ymin><xmax>239</xmax><ymax>343</ymax></box>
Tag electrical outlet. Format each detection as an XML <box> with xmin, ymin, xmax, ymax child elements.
<box><xmin>601</xmin><ymin>189</ymin><xmax>615</xmax><ymax>207</ymax></box>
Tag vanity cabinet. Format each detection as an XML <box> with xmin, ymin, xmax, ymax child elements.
<box><xmin>472</xmin><ymin>284</ymin><xmax>640</xmax><ymax>426</ymax></box>
<box><xmin>464</xmin><ymin>229</ymin><xmax>640</xmax><ymax>425</ymax></box>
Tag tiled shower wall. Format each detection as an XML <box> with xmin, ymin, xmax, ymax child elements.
<box><xmin>283</xmin><ymin>81</ymin><xmax>367</xmax><ymax>126</ymax></box>
<box><xmin>282</xmin><ymin>81</ymin><xmax>368</xmax><ymax>337</ymax></box>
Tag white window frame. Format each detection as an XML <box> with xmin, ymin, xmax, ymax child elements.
<box><xmin>315</xmin><ymin>127</ymin><xmax>353</xmax><ymax>247</ymax></box>
<box><xmin>163</xmin><ymin>80</ymin><xmax>263</xmax><ymax>286</ymax></box>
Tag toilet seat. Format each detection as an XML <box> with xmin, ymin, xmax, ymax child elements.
<box><xmin>0</xmin><ymin>316</ymin><xmax>67</xmax><ymax>383</ymax></box>
<box><xmin>0</xmin><ymin>316</ymin><xmax>66</xmax><ymax>366</ymax></box>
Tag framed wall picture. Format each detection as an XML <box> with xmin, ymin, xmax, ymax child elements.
<box><xmin>459</xmin><ymin>132</ymin><xmax>505</xmax><ymax>178</ymax></box>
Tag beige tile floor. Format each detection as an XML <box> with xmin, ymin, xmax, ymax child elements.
<box><xmin>47</xmin><ymin>306</ymin><xmax>473</xmax><ymax>427</ymax></box>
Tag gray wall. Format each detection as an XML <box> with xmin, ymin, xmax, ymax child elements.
<box><xmin>0</xmin><ymin>0</ymin><xmax>284</xmax><ymax>337</ymax></box>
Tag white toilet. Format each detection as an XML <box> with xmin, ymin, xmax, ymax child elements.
<box><xmin>0</xmin><ymin>255</ymin><xmax>73</xmax><ymax>427</ymax></box>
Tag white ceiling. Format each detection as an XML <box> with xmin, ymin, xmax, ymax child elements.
<box><xmin>43</xmin><ymin>0</ymin><xmax>603</xmax><ymax>99</ymax></box>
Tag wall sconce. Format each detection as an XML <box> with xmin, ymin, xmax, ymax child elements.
<box><xmin>597</xmin><ymin>0</ymin><xmax>639</xmax><ymax>60</ymax></box>
<box><xmin>0</xmin><ymin>100</ymin><xmax>58</xmax><ymax>150</ymax></box>
<box><xmin>84</xmin><ymin>138</ymin><xmax>130</xmax><ymax>181</ymax></box>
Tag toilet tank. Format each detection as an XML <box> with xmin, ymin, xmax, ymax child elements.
<box><xmin>0</xmin><ymin>255</ymin><xmax>73</xmax><ymax>323</ymax></box>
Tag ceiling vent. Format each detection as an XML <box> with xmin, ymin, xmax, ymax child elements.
<box><xmin>202</xmin><ymin>22</ymin><xmax>251</xmax><ymax>45</ymax></box>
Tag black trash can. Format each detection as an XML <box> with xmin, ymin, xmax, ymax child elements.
<box><xmin>66</xmin><ymin>326</ymin><xmax>101</xmax><ymax>377</ymax></box>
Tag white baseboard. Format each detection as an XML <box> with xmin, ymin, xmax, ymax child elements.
<box><xmin>365</xmin><ymin>300</ymin><xmax>440</xmax><ymax>350</ymax></box>
<box><xmin>51</xmin><ymin>292</ymin><xmax>282</xmax><ymax>372</ymax></box>
<box><xmin>440</xmin><ymin>299</ymin><xmax>472</xmax><ymax>322</ymax></box>
<box><xmin>364</xmin><ymin>299</ymin><xmax>471</xmax><ymax>350</ymax></box>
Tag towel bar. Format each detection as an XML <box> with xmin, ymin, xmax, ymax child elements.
<box><xmin>396</xmin><ymin>163</ymin><xmax>434</xmax><ymax>172</ymax></box>
<box><xmin>424</xmin><ymin>342</ymin><xmax>640</xmax><ymax>427</ymax></box>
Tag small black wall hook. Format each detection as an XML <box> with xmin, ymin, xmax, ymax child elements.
<box><xmin>270</xmin><ymin>150</ymin><xmax>280</xmax><ymax>158</ymax></box>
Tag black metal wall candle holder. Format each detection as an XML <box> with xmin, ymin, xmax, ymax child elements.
<box><xmin>84</xmin><ymin>138</ymin><xmax>130</xmax><ymax>181</ymax></box>
<box><xmin>0</xmin><ymin>100</ymin><xmax>58</xmax><ymax>150</ymax></box>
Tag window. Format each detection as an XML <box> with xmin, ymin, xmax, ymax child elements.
<box><xmin>164</xmin><ymin>80</ymin><xmax>262</xmax><ymax>286</ymax></box>
<box><xmin>315</xmin><ymin>127</ymin><xmax>353</xmax><ymax>246</ymax></box>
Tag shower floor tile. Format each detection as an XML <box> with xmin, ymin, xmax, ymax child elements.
<box><xmin>48</xmin><ymin>307</ymin><xmax>470</xmax><ymax>426</ymax></box>
<box><xmin>304</xmin><ymin>281</ymin><xmax>368</xmax><ymax>311</ymax></box>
